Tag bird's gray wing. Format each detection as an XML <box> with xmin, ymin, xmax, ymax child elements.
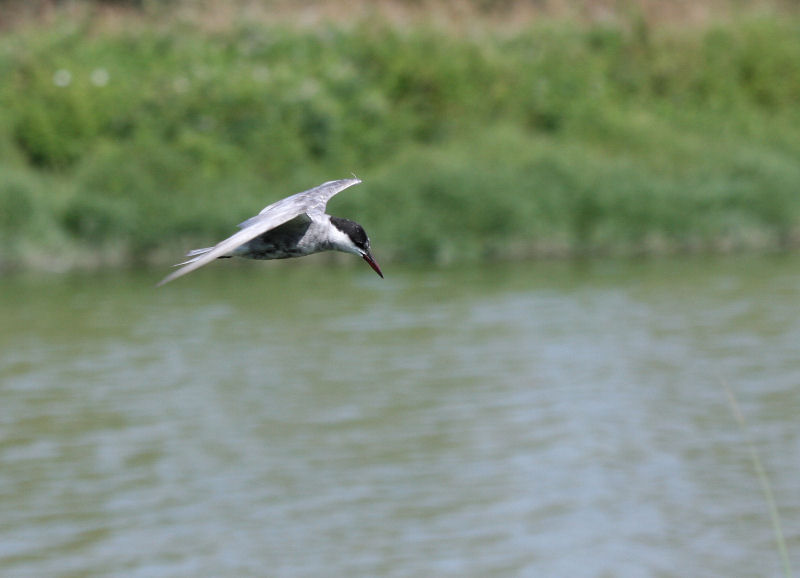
<box><xmin>157</xmin><ymin>204</ymin><xmax>308</xmax><ymax>287</ymax></box>
<box><xmin>237</xmin><ymin>178</ymin><xmax>361</xmax><ymax>229</ymax></box>
<box><xmin>157</xmin><ymin>178</ymin><xmax>361</xmax><ymax>287</ymax></box>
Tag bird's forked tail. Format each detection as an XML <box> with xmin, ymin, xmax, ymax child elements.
<box><xmin>173</xmin><ymin>246</ymin><xmax>214</xmax><ymax>267</ymax></box>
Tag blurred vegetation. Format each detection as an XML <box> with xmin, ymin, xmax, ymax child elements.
<box><xmin>1</xmin><ymin>2</ymin><xmax>799</xmax><ymax>270</ymax></box>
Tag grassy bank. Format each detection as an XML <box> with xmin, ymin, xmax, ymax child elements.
<box><xmin>1</xmin><ymin>6</ymin><xmax>800</xmax><ymax>270</ymax></box>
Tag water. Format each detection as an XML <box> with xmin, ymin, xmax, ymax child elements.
<box><xmin>1</xmin><ymin>255</ymin><xmax>798</xmax><ymax>577</ymax></box>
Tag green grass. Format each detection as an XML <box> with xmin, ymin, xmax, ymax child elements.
<box><xmin>1</xmin><ymin>10</ymin><xmax>799</xmax><ymax>269</ymax></box>
<box><xmin>721</xmin><ymin>376</ymin><xmax>793</xmax><ymax>578</ymax></box>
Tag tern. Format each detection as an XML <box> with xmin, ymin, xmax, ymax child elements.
<box><xmin>157</xmin><ymin>178</ymin><xmax>382</xmax><ymax>286</ymax></box>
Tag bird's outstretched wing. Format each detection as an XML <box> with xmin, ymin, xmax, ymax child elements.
<box><xmin>157</xmin><ymin>178</ymin><xmax>361</xmax><ymax>287</ymax></box>
<box><xmin>236</xmin><ymin>178</ymin><xmax>360</xmax><ymax>229</ymax></box>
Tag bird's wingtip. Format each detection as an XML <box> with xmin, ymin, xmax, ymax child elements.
<box><xmin>156</xmin><ymin>271</ymin><xmax>181</xmax><ymax>287</ymax></box>
<box><xmin>320</xmin><ymin>176</ymin><xmax>362</xmax><ymax>189</ymax></box>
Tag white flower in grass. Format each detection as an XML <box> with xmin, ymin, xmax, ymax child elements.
<box><xmin>53</xmin><ymin>69</ymin><xmax>72</xmax><ymax>87</ymax></box>
<box><xmin>91</xmin><ymin>68</ymin><xmax>110</xmax><ymax>87</ymax></box>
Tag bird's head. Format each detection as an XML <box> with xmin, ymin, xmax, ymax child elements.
<box><xmin>329</xmin><ymin>216</ymin><xmax>383</xmax><ymax>278</ymax></box>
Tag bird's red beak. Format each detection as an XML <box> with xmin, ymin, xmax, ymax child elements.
<box><xmin>362</xmin><ymin>251</ymin><xmax>384</xmax><ymax>278</ymax></box>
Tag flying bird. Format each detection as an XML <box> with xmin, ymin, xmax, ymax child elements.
<box><xmin>157</xmin><ymin>178</ymin><xmax>382</xmax><ymax>286</ymax></box>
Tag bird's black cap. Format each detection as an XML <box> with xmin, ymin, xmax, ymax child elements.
<box><xmin>330</xmin><ymin>216</ymin><xmax>369</xmax><ymax>250</ymax></box>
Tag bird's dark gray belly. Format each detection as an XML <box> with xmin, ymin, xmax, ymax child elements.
<box><xmin>237</xmin><ymin>219</ymin><xmax>314</xmax><ymax>260</ymax></box>
<box><xmin>240</xmin><ymin>239</ymin><xmax>306</xmax><ymax>260</ymax></box>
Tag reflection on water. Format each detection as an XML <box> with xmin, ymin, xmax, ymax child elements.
<box><xmin>1</xmin><ymin>256</ymin><xmax>799</xmax><ymax>577</ymax></box>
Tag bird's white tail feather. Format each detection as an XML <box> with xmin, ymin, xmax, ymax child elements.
<box><xmin>173</xmin><ymin>247</ymin><xmax>213</xmax><ymax>267</ymax></box>
<box><xmin>186</xmin><ymin>247</ymin><xmax>213</xmax><ymax>257</ymax></box>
